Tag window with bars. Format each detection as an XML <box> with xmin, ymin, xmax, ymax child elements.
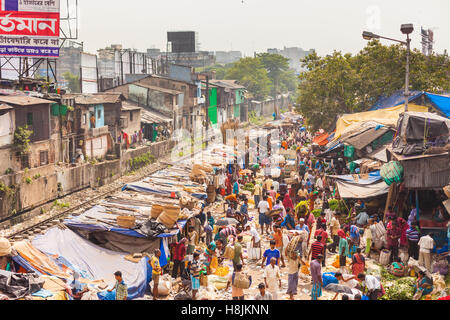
<box><xmin>40</xmin><ymin>150</ymin><xmax>49</xmax><ymax>166</ymax></box>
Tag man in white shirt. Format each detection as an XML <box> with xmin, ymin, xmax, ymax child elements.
<box><xmin>357</xmin><ymin>274</ymin><xmax>381</xmax><ymax>300</ymax></box>
<box><xmin>418</xmin><ymin>234</ymin><xmax>434</xmax><ymax>271</ymax></box>
<box><xmin>272</xmin><ymin>180</ymin><xmax>279</xmax><ymax>193</ymax></box>
<box><xmin>334</xmin><ymin>272</ymin><xmax>359</xmax><ymax>289</ymax></box>
<box><xmin>246</xmin><ymin>224</ymin><xmax>261</xmax><ymax>260</ymax></box>
<box><xmin>328</xmin><ymin>213</ymin><xmax>341</xmax><ymax>253</ymax></box>
<box><xmin>258</xmin><ymin>196</ymin><xmax>270</xmax><ymax>235</ymax></box>
<box><xmin>264</xmin><ymin>257</ymin><xmax>281</xmax><ymax>300</ymax></box>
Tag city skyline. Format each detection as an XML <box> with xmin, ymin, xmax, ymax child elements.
<box><xmin>78</xmin><ymin>0</ymin><xmax>450</xmax><ymax>57</ymax></box>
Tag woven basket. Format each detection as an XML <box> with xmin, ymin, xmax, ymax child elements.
<box><xmin>117</xmin><ymin>216</ymin><xmax>136</xmax><ymax>229</ymax></box>
<box><xmin>151</xmin><ymin>204</ymin><xmax>164</xmax><ymax>219</ymax></box>
<box><xmin>157</xmin><ymin>209</ymin><xmax>179</xmax><ymax>228</ymax></box>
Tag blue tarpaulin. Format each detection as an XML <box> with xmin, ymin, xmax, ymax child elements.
<box><xmin>32</xmin><ymin>228</ymin><xmax>152</xmax><ymax>300</ymax></box>
<box><xmin>425</xmin><ymin>93</ymin><xmax>450</xmax><ymax>118</ymax></box>
<box><xmin>327</xmin><ymin>171</ymin><xmax>381</xmax><ymax>185</ymax></box>
<box><xmin>369</xmin><ymin>90</ymin><xmax>423</xmax><ymax>111</ymax></box>
<box><xmin>64</xmin><ymin>205</ymin><xmax>187</xmax><ymax>239</ymax></box>
<box><xmin>122</xmin><ymin>184</ymin><xmax>207</xmax><ymax>201</ymax></box>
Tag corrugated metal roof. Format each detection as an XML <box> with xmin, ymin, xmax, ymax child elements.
<box><xmin>133</xmin><ymin>83</ymin><xmax>182</xmax><ymax>95</ymax></box>
<box><xmin>140</xmin><ymin>107</ymin><xmax>173</xmax><ymax>124</ymax></box>
<box><xmin>209</xmin><ymin>80</ymin><xmax>245</xmax><ymax>89</ymax></box>
<box><xmin>0</xmin><ymin>103</ymin><xmax>13</xmax><ymax>111</ymax></box>
<box><xmin>121</xmin><ymin>101</ymin><xmax>142</xmax><ymax>111</ymax></box>
<box><xmin>62</xmin><ymin>93</ymin><xmax>123</xmax><ymax>105</ymax></box>
<box><xmin>0</xmin><ymin>95</ymin><xmax>54</xmax><ymax>106</ymax></box>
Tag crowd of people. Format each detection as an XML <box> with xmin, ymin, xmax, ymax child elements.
<box><xmin>91</xmin><ymin>122</ymin><xmax>449</xmax><ymax>301</ymax></box>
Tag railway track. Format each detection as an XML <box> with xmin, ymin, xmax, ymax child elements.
<box><xmin>6</xmin><ymin>161</ymin><xmax>169</xmax><ymax>242</ymax></box>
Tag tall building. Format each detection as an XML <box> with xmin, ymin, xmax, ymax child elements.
<box><xmin>267</xmin><ymin>47</ymin><xmax>315</xmax><ymax>73</ymax></box>
<box><xmin>167</xmin><ymin>31</ymin><xmax>199</xmax><ymax>53</ymax></box>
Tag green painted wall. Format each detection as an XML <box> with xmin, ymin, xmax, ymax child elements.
<box><xmin>208</xmin><ymin>106</ymin><xmax>218</xmax><ymax>125</ymax></box>
<box><xmin>209</xmin><ymin>88</ymin><xmax>217</xmax><ymax>107</ymax></box>
<box><xmin>235</xmin><ymin>89</ymin><xmax>245</xmax><ymax>105</ymax></box>
<box><xmin>234</xmin><ymin>105</ymin><xmax>240</xmax><ymax>118</ymax></box>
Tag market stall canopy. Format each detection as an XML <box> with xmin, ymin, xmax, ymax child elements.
<box><xmin>334</xmin><ymin>104</ymin><xmax>429</xmax><ymax>140</ymax></box>
<box><xmin>327</xmin><ymin>171</ymin><xmax>382</xmax><ymax>185</ymax></box>
<box><xmin>336</xmin><ymin>180</ymin><xmax>389</xmax><ymax>199</ymax></box>
<box><xmin>343</xmin><ymin>126</ymin><xmax>392</xmax><ymax>151</ymax></box>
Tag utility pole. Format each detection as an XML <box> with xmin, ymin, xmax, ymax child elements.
<box><xmin>205</xmin><ymin>75</ymin><xmax>210</xmax><ymax>148</ymax></box>
<box><xmin>404</xmin><ymin>33</ymin><xmax>411</xmax><ymax>113</ymax></box>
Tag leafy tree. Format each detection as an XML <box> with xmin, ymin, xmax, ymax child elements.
<box><xmin>279</xmin><ymin>69</ymin><xmax>298</xmax><ymax>93</ymax></box>
<box><xmin>62</xmin><ymin>71</ymin><xmax>80</xmax><ymax>93</ymax></box>
<box><xmin>198</xmin><ymin>63</ymin><xmax>234</xmax><ymax>80</ymax></box>
<box><xmin>257</xmin><ymin>53</ymin><xmax>291</xmax><ymax>95</ymax></box>
<box><xmin>297</xmin><ymin>40</ymin><xmax>450</xmax><ymax>131</ymax></box>
<box><xmin>225</xmin><ymin>57</ymin><xmax>272</xmax><ymax>100</ymax></box>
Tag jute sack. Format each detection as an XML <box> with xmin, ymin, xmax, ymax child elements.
<box><xmin>379</xmin><ymin>249</ymin><xmax>391</xmax><ymax>265</ymax></box>
<box><xmin>232</xmin><ymin>272</ymin><xmax>250</xmax><ymax>289</ymax></box>
<box><xmin>224</xmin><ymin>245</ymin><xmax>235</xmax><ymax>260</ymax></box>
<box><xmin>151</xmin><ymin>204</ymin><xmax>164</xmax><ymax>219</ymax></box>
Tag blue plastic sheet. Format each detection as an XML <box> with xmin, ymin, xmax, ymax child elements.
<box><xmin>32</xmin><ymin>289</ymin><xmax>54</xmax><ymax>298</ymax></box>
<box><xmin>425</xmin><ymin>93</ymin><xmax>450</xmax><ymax>118</ymax></box>
<box><xmin>370</xmin><ymin>90</ymin><xmax>423</xmax><ymax>111</ymax></box>
<box><xmin>328</xmin><ymin>171</ymin><xmax>381</xmax><ymax>185</ymax></box>
<box><xmin>32</xmin><ymin>228</ymin><xmax>150</xmax><ymax>300</ymax></box>
<box><xmin>64</xmin><ymin>205</ymin><xmax>186</xmax><ymax>239</ymax></box>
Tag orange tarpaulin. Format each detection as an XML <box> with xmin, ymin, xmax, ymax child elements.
<box><xmin>313</xmin><ymin>133</ymin><xmax>330</xmax><ymax>146</ymax></box>
<box><xmin>13</xmin><ymin>241</ymin><xmax>105</xmax><ymax>286</ymax></box>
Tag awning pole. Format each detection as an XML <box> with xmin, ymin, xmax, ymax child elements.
<box><xmin>415</xmin><ymin>190</ymin><xmax>420</xmax><ymax>223</ymax></box>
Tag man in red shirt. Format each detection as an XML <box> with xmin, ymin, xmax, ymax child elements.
<box><xmin>171</xmin><ymin>238</ymin><xmax>187</xmax><ymax>279</ymax></box>
<box><xmin>314</xmin><ymin>227</ymin><xmax>329</xmax><ymax>266</ymax></box>
<box><xmin>308</xmin><ymin>235</ymin><xmax>325</xmax><ymax>266</ymax></box>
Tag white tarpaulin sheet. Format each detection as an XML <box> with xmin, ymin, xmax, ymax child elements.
<box><xmin>0</xmin><ymin>111</ymin><xmax>13</xmax><ymax>136</ymax></box>
<box><xmin>336</xmin><ymin>180</ymin><xmax>389</xmax><ymax>199</ymax></box>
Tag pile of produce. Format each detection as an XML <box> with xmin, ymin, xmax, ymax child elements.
<box><xmin>243</xmin><ymin>183</ymin><xmax>255</xmax><ymax>193</ymax></box>
<box><xmin>328</xmin><ymin>199</ymin><xmax>339</xmax><ymax>211</ymax></box>
<box><xmin>379</xmin><ymin>267</ymin><xmax>416</xmax><ymax>300</ymax></box>
<box><xmin>311</xmin><ymin>209</ymin><xmax>322</xmax><ymax>218</ymax></box>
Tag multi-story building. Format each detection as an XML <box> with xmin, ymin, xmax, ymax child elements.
<box><xmin>267</xmin><ymin>47</ymin><xmax>315</xmax><ymax>73</ymax></box>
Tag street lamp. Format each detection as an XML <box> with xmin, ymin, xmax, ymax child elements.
<box><xmin>362</xmin><ymin>24</ymin><xmax>414</xmax><ymax>112</ymax></box>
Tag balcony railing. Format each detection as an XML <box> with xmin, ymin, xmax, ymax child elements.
<box><xmin>88</xmin><ymin>126</ymin><xmax>109</xmax><ymax>138</ymax></box>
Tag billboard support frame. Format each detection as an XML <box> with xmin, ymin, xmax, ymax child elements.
<box><xmin>0</xmin><ymin>0</ymin><xmax>79</xmax><ymax>84</ymax></box>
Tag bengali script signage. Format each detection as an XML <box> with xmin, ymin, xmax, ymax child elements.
<box><xmin>0</xmin><ymin>0</ymin><xmax>60</xmax><ymax>57</ymax></box>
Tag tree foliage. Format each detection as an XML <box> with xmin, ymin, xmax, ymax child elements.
<box><xmin>225</xmin><ymin>57</ymin><xmax>272</xmax><ymax>100</ymax></box>
<box><xmin>297</xmin><ymin>40</ymin><xmax>450</xmax><ymax>131</ymax></box>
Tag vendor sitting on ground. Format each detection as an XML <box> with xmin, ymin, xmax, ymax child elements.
<box><xmin>414</xmin><ymin>271</ymin><xmax>434</xmax><ymax>299</ymax></box>
<box><xmin>388</xmin><ymin>257</ymin><xmax>408</xmax><ymax>277</ymax></box>
<box><xmin>66</xmin><ymin>271</ymin><xmax>89</xmax><ymax>300</ymax></box>
<box><xmin>0</xmin><ymin>237</ymin><xmax>16</xmax><ymax>273</ymax></box>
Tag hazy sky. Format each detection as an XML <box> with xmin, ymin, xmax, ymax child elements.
<box><xmin>76</xmin><ymin>0</ymin><xmax>450</xmax><ymax>56</ymax></box>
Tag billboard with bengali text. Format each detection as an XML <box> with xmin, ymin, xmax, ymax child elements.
<box><xmin>0</xmin><ymin>0</ymin><xmax>60</xmax><ymax>58</ymax></box>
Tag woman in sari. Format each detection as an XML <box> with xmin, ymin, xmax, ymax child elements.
<box><xmin>225</xmin><ymin>174</ymin><xmax>232</xmax><ymax>195</ymax></box>
<box><xmin>282</xmin><ymin>194</ymin><xmax>294</xmax><ymax>211</ymax></box>
<box><xmin>414</xmin><ymin>271</ymin><xmax>434</xmax><ymax>299</ymax></box>
<box><xmin>351</xmin><ymin>248</ymin><xmax>365</xmax><ymax>276</ymax></box>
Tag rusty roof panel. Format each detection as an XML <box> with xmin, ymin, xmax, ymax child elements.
<box><xmin>0</xmin><ymin>95</ymin><xmax>54</xmax><ymax>106</ymax></box>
